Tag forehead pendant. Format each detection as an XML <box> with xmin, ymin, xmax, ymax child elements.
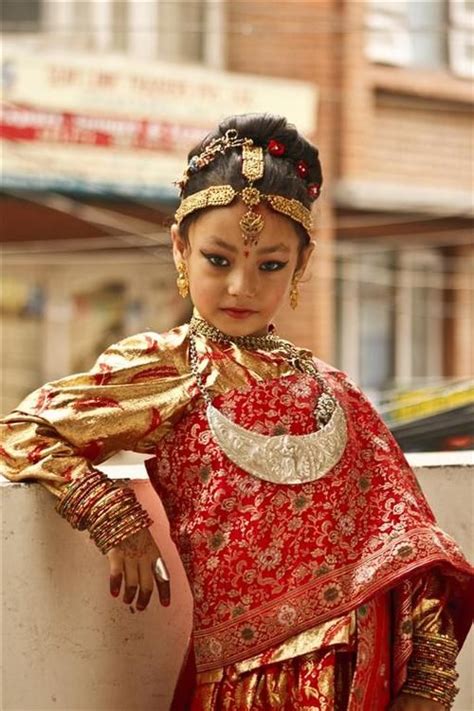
<box><xmin>240</xmin><ymin>143</ymin><xmax>265</xmax><ymax>247</ymax></box>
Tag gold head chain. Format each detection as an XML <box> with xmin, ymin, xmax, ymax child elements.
<box><xmin>174</xmin><ymin>129</ymin><xmax>313</xmax><ymax>247</ymax></box>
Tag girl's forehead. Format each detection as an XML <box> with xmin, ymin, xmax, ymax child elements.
<box><xmin>190</xmin><ymin>202</ymin><xmax>300</xmax><ymax>249</ymax></box>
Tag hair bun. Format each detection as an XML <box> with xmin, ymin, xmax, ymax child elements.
<box><xmin>184</xmin><ymin>112</ymin><xmax>322</xmax><ymax>210</ymax></box>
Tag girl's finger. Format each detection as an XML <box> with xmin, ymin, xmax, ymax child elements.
<box><xmin>123</xmin><ymin>585</ymin><xmax>138</xmax><ymax>605</ymax></box>
<box><xmin>109</xmin><ymin>572</ymin><xmax>123</xmax><ymax>598</ymax></box>
<box><xmin>107</xmin><ymin>550</ymin><xmax>124</xmax><ymax>598</ymax></box>
<box><xmin>136</xmin><ymin>587</ymin><xmax>153</xmax><ymax>611</ymax></box>
<box><xmin>123</xmin><ymin>558</ymin><xmax>139</xmax><ymax>604</ymax></box>
<box><xmin>136</xmin><ymin>558</ymin><xmax>154</xmax><ymax>611</ymax></box>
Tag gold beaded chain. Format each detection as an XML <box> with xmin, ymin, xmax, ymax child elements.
<box><xmin>188</xmin><ymin>316</ymin><xmax>337</xmax><ymax>428</ymax></box>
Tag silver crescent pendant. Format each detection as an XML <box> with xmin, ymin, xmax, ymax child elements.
<box><xmin>206</xmin><ymin>401</ymin><xmax>348</xmax><ymax>485</ymax></box>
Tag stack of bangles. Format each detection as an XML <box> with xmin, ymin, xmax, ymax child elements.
<box><xmin>56</xmin><ymin>469</ymin><xmax>153</xmax><ymax>554</ymax></box>
<box><xmin>402</xmin><ymin>632</ymin><xmax>459</xmax><ymax>708</ymax></box>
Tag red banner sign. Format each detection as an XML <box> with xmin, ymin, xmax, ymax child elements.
<box><xmin>1</xmin><ymin>104</ymin><xmax>205</xmax><ymax>152</ymax></box>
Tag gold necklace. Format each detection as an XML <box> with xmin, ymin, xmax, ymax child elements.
<box><xmin>189</xmin><ymin>315</ymin><xmax>279</xmax><ymax>351</ymax></box>
<box><xmin>189</xmin><ymin>315</ymin><xmax>338</xmax><ymax>428</ymax></box>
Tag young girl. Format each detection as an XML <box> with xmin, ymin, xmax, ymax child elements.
<box><xmin>1</xmin><ymin>113</ymin><xmax>473</xmax><ymax>711</ymax></box>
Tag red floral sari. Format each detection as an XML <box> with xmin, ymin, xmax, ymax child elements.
<box><xmin>147</xmin><ymin>364</ymin><xmax>473</xmax><ymax>708</ymax></box>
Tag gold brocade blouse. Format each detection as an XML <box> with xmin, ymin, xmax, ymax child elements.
<box><xmin>1</xmin><ymin>318</ymin><xmax>311</xmax><ymax>497</ymax></box>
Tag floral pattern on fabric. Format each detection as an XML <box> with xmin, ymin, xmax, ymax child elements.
<box><xmin>0</xmin><ymin>322</ymin><xmax>305</xmax><ymax>495</ymax></box>
<box><xmin>147</xmin><ymin>369</ymin><xmax>474</xmax><ymax>672</ymax></box>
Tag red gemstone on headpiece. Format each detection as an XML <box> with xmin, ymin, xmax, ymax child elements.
<box><xmin>308</xmin><ymin>183</ymin><xmax>321</xmax><ymax>199</ymax></box>
<box><xmin>296</xmin><ymin>160</ymin><xmax>309</xmax><ymax>179</ymax></box>
<box><xmin>268</xmin><ymin>139</ymin><xmax>285</xmax><ymax>156</ymax></box>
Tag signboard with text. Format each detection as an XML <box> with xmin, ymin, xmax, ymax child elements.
<box><xmin>1</xmin><ymin>52</ymin><xmax>318</xmax><ymax>199</ymax></box>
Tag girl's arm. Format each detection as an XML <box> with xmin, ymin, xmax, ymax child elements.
<box><xmin>1</xmin><ymin>330</ymin><xmax>190</xmax><ymax>606</ymax></box>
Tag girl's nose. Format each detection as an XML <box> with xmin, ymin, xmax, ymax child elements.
<box><xmin>227</xmin><ymin>270</ymin><xmax>257</xmax><ymax>298</ymax></box>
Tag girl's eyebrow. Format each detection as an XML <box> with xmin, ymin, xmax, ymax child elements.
<box><xmin>208</xmin><ymin>236</ymin><xmax>290</xmax><ymax>255</ymax></box>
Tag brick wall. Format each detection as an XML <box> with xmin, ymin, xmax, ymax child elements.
<box><xmin>366</xmin><ymin>94</ymin><xmax>472</xmax><ymax>191</ymax></box>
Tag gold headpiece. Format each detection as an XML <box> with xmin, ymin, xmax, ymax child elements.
<box><xmin>174</xmin><ymin>129</ymin><xmax>313</xmax><ymax>246</ymax></box>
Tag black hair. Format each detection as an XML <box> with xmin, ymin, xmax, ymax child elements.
<box><xmin>178</xmin><ymin>113</ymin><xmax>322</xmax><ymax>256</ymax></box>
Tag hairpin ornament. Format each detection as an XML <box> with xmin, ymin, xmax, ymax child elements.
<box><xmin>266</xmin><ymin>140</ymin><xmax>321</xmax><ymax>201</ymax></box>
<box><xmin>296</xmin><ymin>160</ymin><xmax>309</xmax><ymax>179</ymax></box>
<box><xmin>175</xmin><ymin>129</ymin><xmax>247</xmax><ymax>193</ymax></box>
<box><xmin>308</xmin><ymin>183</ymin><xmax>321</xmax><ymax>200</ymax></box>
<box><xmin>267</xmin><ymin>139</ymin><xmax>286</xmax><ymax>156</ymax></box>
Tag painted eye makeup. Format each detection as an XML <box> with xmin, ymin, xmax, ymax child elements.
<box><xmin>260</xmin><ymin>259</ymin><xmax>288</xmax><ymax>272</ymax></box>
<box><xmin>201</xmin><ymin>252</ymin><xmax>230</xmax><ymax>267</ymax></box>
<box><xmin>260</xmin><ymin>260</ymin><xmax>288</xmax><ymax>272</ymax></box>
<box><xmin>201</xmin><ymin>251</ymin><xmax>288</xmax><ymax>272</ymax></box>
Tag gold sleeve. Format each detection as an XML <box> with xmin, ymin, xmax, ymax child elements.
<box><xmin>411</xmin><ymin>570</ymin><xmax>456</xmax><ymax>637</ymax></box>
<box><xmin>0</xmin><ymin>328</ymin><xmax>193</xmax><ymax>499</ymax></box>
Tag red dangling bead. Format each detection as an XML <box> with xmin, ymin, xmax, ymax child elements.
<box><xmin>267</xmin><ymin>139</ymin><xmax>285</xmax><ymax>156</ymax></box>
<box><xmin>296</xmin><ymin>160</ymin><xmax>309</xmax><ymax>179</ymax></box>
<box><xmin>308</xmin><ymin>183</ymin><xmax>321</xmax><ymax>199</ymax></box>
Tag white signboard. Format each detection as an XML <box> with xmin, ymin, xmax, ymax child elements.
<box><xmin>1</xmin><ymin>52</ymin><xmax>318</xmax><ymax>198</ymax></box>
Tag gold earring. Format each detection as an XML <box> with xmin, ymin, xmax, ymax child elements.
<box><xmin>176</xmin><ymin>261</ymin><xmax>189</xmax><ymax>298</ymax></box>
<box><xmin>290</xmin><ymin>277</ymin><xmax>299</xmax><ymax>310</ymax></box>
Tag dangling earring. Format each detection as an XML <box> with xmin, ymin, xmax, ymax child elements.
<box><xmin>290</xmin><ymin>277</ymin><xmax>299</xmax><ymax>310</ymax></box>
<box><xmin>176</xmin><ymin>261</ymin><xmax>189</xmax><ymax>298</ymax></box>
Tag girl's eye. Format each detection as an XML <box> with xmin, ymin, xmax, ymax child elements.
<box><xmin>260</xmin><ymin>261</ymin><xmax>288</xmax><ymax>272</ymax></box>
<box><xmin>202</xmin><ymin>252</ymin><xmax>230</xmax><ymax>267</ymax></box>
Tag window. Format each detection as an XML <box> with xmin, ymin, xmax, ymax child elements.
<box><xmin>365</xmin><ymin>0</ymin><xmax>412</xmax><ymax>66</ymax></box>
<box><xmin>366</xmin><ymin>0</ymin><xmax>473</xmax><ymax>78</ymax></box>
<box><xmin>407</xmin><ymin>0</ymin><xmax>447</xmax><ymax>69</ymax></box>
<box><xmin>449</xmin><ymin>0</ymin><xmax>474</xmax><ymax>78</ymax></box>
<box><xmin>336</xmin><ymin>245</ymin><xmax>444</xmax><ymax>401</ymax></box>
<box><xmin>116</xmin><ymin>0</ymin><xmax>222</xmax><ymax>64</ymax></box>
<box><xmin>1</xmin><ymin>0</ymin><xmax>41</xmax><ymax>32</ymax></box>
<box><xmin>157</xmin><ymin>0</ymin><xmax>205</xmax><ymax>64</ymax></box>
<box><xmin>358</xmin><ymin>251</ymin><xmax>395</xmax><ymax>397</ymax></box>
<box><xmin>111</xmin><ymin>1</ymin><xmax>128</xmax><ymax>52</ymax></box>
<box><xmin>41</xmin><ymin>1</ymin><xmax>222</xmax><ymax>64</ymax></box>
<box><xmin>128</xmin><ymin>0</ymin><xmax>224</xmax><ymax>66</ymax></box>
<box><xmin>398</xmin><ymin>250</ymin><xmax>444</xmax><ymax>382</ymax></box>
<box><xmin>450</xmin><ymin>0</ymin><xmax>474</xmax><ymax>26</ymax></box>
<box><xmin>336</xmin><ymin>247</ymin><xmax>396</xmax><ymax>401</ymax></box>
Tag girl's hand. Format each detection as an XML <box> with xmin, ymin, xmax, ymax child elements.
<box><xmin>107</xmin><ymin>528</ymin><xmax>171</xmax><ymax>610</ymax></box>
<box><xmin>389</xmin><ymin>693</ymin><xmax>446</xmax><ymax>711</ymax></box>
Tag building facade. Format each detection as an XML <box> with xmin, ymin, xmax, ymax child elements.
<box><xmin>227</xmin><ymin>0</ymin><xmax>473</xmax><ymax>403</ymax></box>
<box><xmin>2</xmin><ymin>0</ymin><xmax>473</xmax><ymax>412</ymax></box>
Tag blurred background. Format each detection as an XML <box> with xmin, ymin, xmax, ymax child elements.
<box><xmin>1</xmin><ymin>0</ymin><xmax>473</xmax><ymax>452</ymax></box>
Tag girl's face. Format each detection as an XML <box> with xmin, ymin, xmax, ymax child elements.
<box><xmin>171</xmin><ymin>200</ymin><xmax>315</xmax><ymax>337</ymax></box>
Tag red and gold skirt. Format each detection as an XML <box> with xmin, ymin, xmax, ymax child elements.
<box><xmin>190</xmin><ymin>647</ymin><xmax>355</xmax><ymax>711</ymax></box>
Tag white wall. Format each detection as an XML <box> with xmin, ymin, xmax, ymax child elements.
<box><xmin>1</xmin><ymin>464</ymin><xmax>473</xmax><ymax>710</ymax></box>
<box><xmin>1</xmin><ymin>480</ymin><xmax>192</xmax><ymax>710</ymax></box>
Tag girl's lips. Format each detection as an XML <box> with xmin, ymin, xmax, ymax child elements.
<box><xmin>221</xmin><ymin>308</ymin><xmax>256</xmax><ymax>319</ymax></box>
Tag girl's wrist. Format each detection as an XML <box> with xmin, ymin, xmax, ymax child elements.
<box><xmin>401</xmin><ymin>631</ymin><xmax>459</xmax><ymax>709</ymax></box>
<box><xmin>56</xmin><ymin>469</ymin><xmax>153</xmax><ymax>553</ymax></box>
